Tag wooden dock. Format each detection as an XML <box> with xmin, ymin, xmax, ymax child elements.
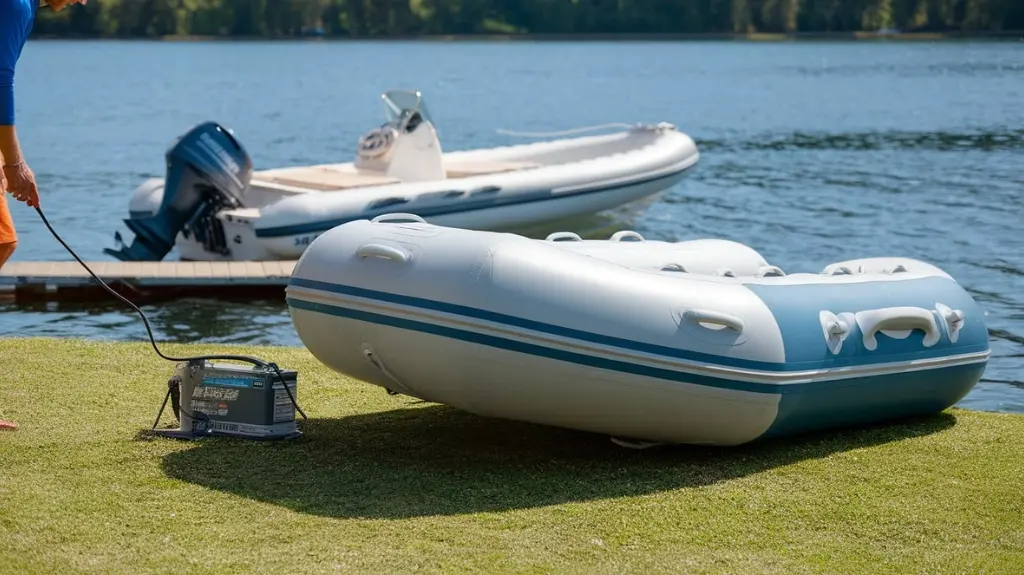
<box><xmin>0</xmin><ymin>260</ymin><xmax>297</xmax><ymax>302</ymax></box>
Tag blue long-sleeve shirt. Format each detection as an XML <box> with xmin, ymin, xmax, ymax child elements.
<box><xmin>0</xmin><ymin>0</ymin><xmax>38</xmax><ymax>126</ymax></box>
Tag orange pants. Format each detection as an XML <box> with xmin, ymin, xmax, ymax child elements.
<box><xmin>0</xmin><ymin>186</ymin><xmax>16</xmax><ymax>268</ymax></box>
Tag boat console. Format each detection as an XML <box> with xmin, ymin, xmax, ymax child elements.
<box><xmin>353</xmin><ymin>89</ymin><xmax>447</xmax><ymax>183</ymax></box>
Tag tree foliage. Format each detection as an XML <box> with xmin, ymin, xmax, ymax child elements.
<box><xmin>30</xmin><ymin>0</ymin><xmax>1024</xmax><ymax>37</ymax></box>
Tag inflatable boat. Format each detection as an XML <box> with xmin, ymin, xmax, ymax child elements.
<box><xmin>284</xmin><ymin>215</ymin><xmax>990</xmax><ymax>447</ymax></box>
<box><xmin>103</xmin><ymin>89</ymin><xmax>699</xmax><ymax>262</ymax></box>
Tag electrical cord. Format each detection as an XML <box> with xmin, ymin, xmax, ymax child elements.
<box><xmin>32</xmin><ymin>205</ymin><xmax>308</xmax><ymax>425</ymax></box>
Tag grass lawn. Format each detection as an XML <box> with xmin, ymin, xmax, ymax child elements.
<box><xmin>1</xmin><ymin>336</ymin><xmax>1021</xmax><ymax>574</ymax></box>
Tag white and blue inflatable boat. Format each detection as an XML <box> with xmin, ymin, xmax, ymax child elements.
<box><xmin>103</xmin><ymin>89</ymin><xmax>698</xmax><ymax>262</ymax></box>
<box><xmin>285</xmin><ymin>215</ymin><xmax>990</xmax><ymax>447</ymax></box>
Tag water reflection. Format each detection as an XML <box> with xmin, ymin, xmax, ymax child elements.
<box><xmin>698</xmin><ymin>128</ymin><xmax>1024</xmax><ymax>153</ymax></box>
<box><xmin>789</xmin><ymin>60</ymin><xmax>1024</xmax><ymax>79</ymax></box>
<box><xmin>1</xmin><ymin>299</ymin><xmax>300</xmax><ymax>346</ymax></box>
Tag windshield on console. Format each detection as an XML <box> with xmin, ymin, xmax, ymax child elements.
<box><xmin>381</xmin><ymin>90</ymin><xmax>434</xmax><ymax>127</ymax></box>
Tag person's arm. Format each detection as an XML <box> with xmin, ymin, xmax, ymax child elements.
<box><xmin>0</xmin><ymin>127</ymin><xmax>23</xmax><ymax>168</ymax></box>
<box><xmin>0</xmin><ymin>59</ymin><xmax>25</xmax><ymax>168</ymax></box>
<box><xmin>0</xmin><ymin>0</ymin><xmax>33</xmax><ymax>167</ymax></box>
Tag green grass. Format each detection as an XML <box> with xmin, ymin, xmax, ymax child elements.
<box><xmin>1</xmin><ymin>336</ymin><xmax>1021</xmax><ymax>574</ymax></box>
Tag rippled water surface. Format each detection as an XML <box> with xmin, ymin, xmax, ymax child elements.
<box><xmin>2</xmin><ymin>40</ymin><xmax>1022</xmax><ymax>413</ymax></box>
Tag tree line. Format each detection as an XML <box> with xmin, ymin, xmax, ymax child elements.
<box><xmin>30</xmin><ymin>0</ymin><xmax>1024</xmax><ymax>38</ymax></box>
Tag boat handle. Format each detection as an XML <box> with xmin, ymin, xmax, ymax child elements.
<box><xmin>756</xmin><ymin>265</ymin><xmax>786</xmax><ymax>278</ymax></box>
<box><xmin>356</xmin><ymin>244</ymin><xmax>410</xmax><ymax>263</ymax></box>
<box><xmin>545</xmin><ymin>232</ymin><xmax>582</xmax><ymax>242</ymax></box>
<box><xmin>683</xmin><ymin>309</ymin><xmax>745</xmax><ymax>332</ymax></box>
<box><xmin>371</xmin><ymin>213</ymin><xmax>426</xmax><ymax>224</ymax></box>
<box><xmin>368</xmin><ymin>197</ymin><xmax>411</xmax><ymax>210</ymax></box>
<box><xmin>855</xmin><ymin>306</ymin><xmax>941</xmax><ymax>350</ymax></box>
<box><xmin>826</xmin><ymin>265</ymin><xmax>854</xmax><ymax>276</ymax></box>
<box><xmin>610</xmin><ymin>230</ymin><xmax>645</xmax><ymax>242</ymax></box>
<box><xmin>935</xmin><ymin>303</ymin><xmax>965</xmax><ymax>343</ymax></box>
<box><xmin>824</xmin><ymin>319</ymin><xmax>849</xmax><ymax>336</ymax></box>
<box><xmin>820</xmin><ymin>311</ymin><xmax>852</xmax><ymax>355</ymax></box>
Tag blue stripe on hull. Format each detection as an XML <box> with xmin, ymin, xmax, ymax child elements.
<box><xmin>286</xmin><ymin>297</ymin><xmax>986</xmax><ymax>401</ymax></box>
<box><xmin>287</xmin><ymin>297</ymin><xmax>781</xmax><ymax>394</ymax></box>
<box><xmin>255</xmin><ymin>168</ymin><xmax>690</xmax><ymax>239</ymax></box>
<box><xmin>287</xmin><ymin>278</ymin><xmax>785</xmax><ymax>372</ymax></box>
<box><xmin>287</xmin><ymin>275</ymin><xmax>989</xmax><ymax>373</ymax></box>
<box><xmin>762</xmin><ymin>362</ymin><xmax>986</xmax><ymax>440</ymax></box>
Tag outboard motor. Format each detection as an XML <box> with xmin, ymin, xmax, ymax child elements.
<box><xmin>104</xmin><ymin>121</ymin><xmax>253</xmax><ymax>261</ymax></box>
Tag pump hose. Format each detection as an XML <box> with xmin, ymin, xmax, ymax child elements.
<box><xmin>32</xmin><ymin>205</ymin><xmax>308</xmax><ymax>424</ymax></box>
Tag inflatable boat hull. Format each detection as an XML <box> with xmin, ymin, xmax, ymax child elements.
<box><xmin>285</xmin><ymin>217</ymin><xmax>990</xmax><ymax>446</ymax></box>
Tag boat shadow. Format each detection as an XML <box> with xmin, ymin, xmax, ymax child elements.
<box><xmin>159</xmin><ymin>403</ymin><xmax>957</xmax><ymax>519</ymax></box>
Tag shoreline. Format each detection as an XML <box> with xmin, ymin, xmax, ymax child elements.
<box><xmin>29</xmin><ymin>30</ymin><xmax>1024</xmax><ymax>42</ymax></box>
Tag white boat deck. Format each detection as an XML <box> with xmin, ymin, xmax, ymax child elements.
<box><xmin>253</xmin><ymin>160</ymin><xmax>542</xmax><ymax>192</ymax></box>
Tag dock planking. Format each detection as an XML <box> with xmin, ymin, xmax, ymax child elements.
<box><xmin>0</xmin><ymin>260</ymin><xmax>297</xmax><ymax>302</ymax></box>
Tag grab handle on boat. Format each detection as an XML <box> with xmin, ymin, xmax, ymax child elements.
<box><xmin>683</xmin><ymin>309</ymin><xmax>745</xmax><ymax>333</ymax></box>
<box><xmin>820</xmin><ymin>311</ymin><xmax>853</xmax><ymax>355</ymax></box>
<box><xmin>545</xmin><ymin>232</ymin><xmax>582</xmax><ymax>242</ymax></box>
<box><xmin>824</xmin><ymin>265</ymin><xmax>855</xmax><ymax>276</ymax></box>
<box><xmin>935</xmin><ymin>303</ymin><xmax>965</xmax><ymax>343</ymax></box>
<box><xmin>356</xmin><ymin>243</ymin><xmax>410</xmax><ymax>263</ymax></box>
<box><xmin>371</xmin><ymin>213</ymin><xmax>426</xmax><ymax>224</ymax></box>
<box><xmin>756</xmin><ymin>265</ymin><xmax>786</xmax><ymax>278</ymax></box>
<box><xmin>610</xmin><ymin>230</ymin><xmax>645</xmax><ymax>242</ymax></box>
<box><xmin>855</xmin><ymin>306</ymin><xmax>941</xmax><ymax>351</ymax></box>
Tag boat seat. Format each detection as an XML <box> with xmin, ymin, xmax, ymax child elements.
<box><xmin>253</xmin><ymin>165</ymin><xmax>401</xmax><ymax>191</ymax></box>
<box><xmin>443</xmin><ymin>160</ymin><xmax>540</xmax><ymax>179</ymax></box>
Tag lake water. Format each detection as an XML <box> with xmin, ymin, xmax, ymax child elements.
<box><xmin>2</xmin><ymin>39</ymin><xmax>1022</xmax><ymax>413</ymax></box>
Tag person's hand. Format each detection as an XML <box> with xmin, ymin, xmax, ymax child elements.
<box><xmin>2</xmin><ymin>161</ymin><xmax>39</xmax><ymax>208</ymax></box>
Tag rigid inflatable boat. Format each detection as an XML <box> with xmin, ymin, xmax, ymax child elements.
<box><xmin>284</xmin><ymin>215</ymin><xmax>990</xmax><ymax>447</ymax></box>
<box><xmin>103</xmin><ymin>89</ymin><xmax>699</xmax><ymax>262</ymax></box>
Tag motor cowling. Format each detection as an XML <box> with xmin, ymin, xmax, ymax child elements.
<box><xmin>104</xmin><ymin>121</ymin><xmax>253</xmax><ymax>261</ymax></box>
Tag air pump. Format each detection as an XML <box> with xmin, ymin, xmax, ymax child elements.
<box><xmin>32</xmin><ymin>137</ymin><xmax>307</xmax><ymax>441</ymax></box>
<box><xmin>151</xmin><ymin>359</ymin><xmax>302</xmax><ymax>441</ymax></box>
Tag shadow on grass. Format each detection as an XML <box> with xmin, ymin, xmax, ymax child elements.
<box><xmin>160</xmin><ymin>403</ymin><xmax>957</xmax><ymax>519</ymax></box>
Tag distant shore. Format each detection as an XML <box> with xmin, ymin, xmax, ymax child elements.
<box><xmin>30</xmin><ymin>30</ymin><xmax>1024</xmax><ymax>42</ymax></box>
